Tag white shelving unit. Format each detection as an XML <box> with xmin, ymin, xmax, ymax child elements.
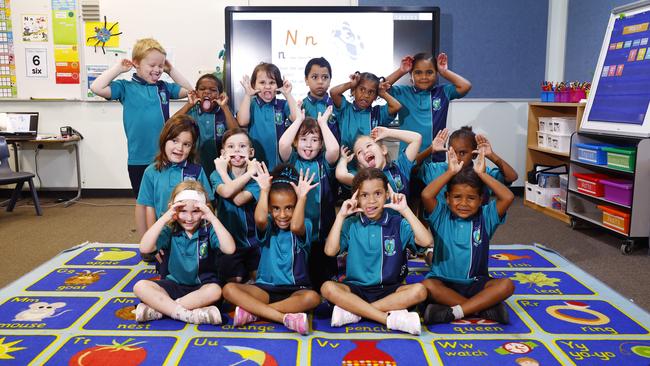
<box><xmin>566</xmin><ymin>132</ymin><xmax>650</xmax><ymax>254</ymax></box>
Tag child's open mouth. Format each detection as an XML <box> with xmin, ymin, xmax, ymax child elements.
<box><xmin>201</xmin><ymin>98</ymin><xmax>214</xmax><ymax>112</ymax></box>
<box><xmin>364</xmin><ymin>153</ymin><xmax>376</xmax><ymax>167</ymax></box>
<box><xmin>229</xmin><ymin>155</ymin><xmax>246</xmax><ymax>165</ymax></box>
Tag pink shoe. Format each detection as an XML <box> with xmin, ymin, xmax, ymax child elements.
<box><xmin>283</xmin><ymin>313</ymin><xmax>308</xmax><ymax>335</ymax></box>
<box><xmin>233</xmin><ymin>306</ymin><xmax>258</xmax><ymax>326</ymax></box>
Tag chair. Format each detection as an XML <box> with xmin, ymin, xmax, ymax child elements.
<box><xmin>0</xmin><ymin>137</ymin><xmax>42</xmax><ymax>215</ymax></box>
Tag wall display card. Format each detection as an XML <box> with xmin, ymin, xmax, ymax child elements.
<box><xmin>25</xmin><ymin>48</ymin><xmax>48</xmax><ymax>78</ymax></box>
<box><xmin>51</xmin><ymin>10</ymin><xmax>76</xmax><ymax>45</ymax></box>
<box><xmin>0</xmin><ymin>0</ymin><xmax>16</xmax><ymax>97</ymax></box>
<box><xmin>22</xmin><ymin>14</ymin><xmax>48</xmax><ymax>42</ymax></box>
<box><xmin>54</xmin><ymin>44</ymin><xmax>79</xmax><ymax>84</ymax></box>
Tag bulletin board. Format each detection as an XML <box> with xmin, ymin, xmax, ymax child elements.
<box><xmin>6</xmin><ymin>0</ymin><xmax>230</xmax><ymax>100</ymax></box>
<box><xmin>581</xmin><ymin>0</ymin><xmax>650</xmax><ymax>137</ymax></box>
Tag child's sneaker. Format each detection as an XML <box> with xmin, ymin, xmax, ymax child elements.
<box><xmin>330</xmin><ymin>305</ymin><xmax>361</xmax><ymax>327</ymax></box>
<box><xmin>233</xmin><ymin>306</ymin><xmax>258</xmax><ymax>326</ymax></box>
<box><xmin>190</xmin><ymin>306</ymin><xmax>222</xmax><ymax>325</ymax></box>
<box><xmin>386</xmin><ymin>310</ymin><xmax>421</xmax><ymax>335</ymax></box>
<box><xmin>134</xmin><ymin>303</ymin><xmax>163</xmax><ymax>322</ymax></box>
<box><xmin>478</xmin><ymin>302</ymin><xmax>510</xmax><ymax>324</ymax></box>
<box><xmin>423</xmin><ymin>303</ymin><xmax>454</xmax><ymax>324</ymax></box>
<box><xmin>283</xmin><ymin>313</ymin><xmax>308</xmax><ymax>335</ymax></box>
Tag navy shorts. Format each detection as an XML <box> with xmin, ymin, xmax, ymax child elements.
<box><xmin>153</xmin><ymin>279</ymin><xmax>220</xmax><ymax>300</ymax></box>
<box><xmin>254</xmin><ymin>284</ymin><xmax>312</xmax><ymax>304</ymax></box>
<box><xmin>128</xmin><ymin>165</ymin><xmax>148</xmax><ymax>197</ymax></box>
<box><xmin>218</xmin><ymin>246</ymin><xmax>261</xmax><ymax>282</ymax></box>
<box><xmin>346</xmin><ymin>282</ymin><xmax>402</xmax><ymax>303</ymax></box>
<box><xmin>441</xmin><ymin>276</ymin><xmax>491</xmax><ymax>298</ymax></box>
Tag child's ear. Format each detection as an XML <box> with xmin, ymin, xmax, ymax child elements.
<box><xmin>380</xmin><ymin>144</ymin><xmax>388</xmax><ymax>156</ymax></box>
<box><xmin>249</xmin><ymin>147</ymin><xmax>255</xmax><ymax>158</ymax></box>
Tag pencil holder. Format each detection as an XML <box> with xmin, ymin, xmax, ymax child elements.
<box><xmin>541</xmin><ymin>91</ymin><xmax>555</xmax><ymax>102</ymax></box>
<box><xmin>555</xmin><ymin>90</ymin><xmax>569</xmax><ymax>103</ymax></box>
<box><xmin>569</xmin><ymin>89</ymin><xmax>586</xmax><ymax>102</ymax></box>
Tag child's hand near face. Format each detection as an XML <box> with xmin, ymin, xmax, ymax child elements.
<box><xmin>349</xmin><ymin>72</ymin><xmax>360</xmax><ymax>89</ymax></box>
<box><xmin>119</xmin><ymin>59</ymin><xmax>134</xmax><ymax>73</ymax></box>
<box><xmin>240</xmin><ymin>75</ymin><xmax>260</xmax><ymax>96</ymax></box>
<box><xmin>378</xmin><ymin>81</ymin><xmax>391</xmax><ymax>98</ymax></box>
<box><xmin>187</xmin><ymin>90</ymin><xmax>199</xmax><ymax>106</ymax></box>
<box><xmin>317</xmin><ymin>105</ymin><xmax>333</xmax><ymax>125</ymax></box>
<box><xmin>384</xmin><ymin>185</ymin><xmax>408</xmax><ymax>214</ymax></box>
<box><xmin>197</xmin><ymin>201</ymin><xmax>217</xmax><ymax>221</ymax></box>
<box><xmin>214</xmin><ymin>155</ymin><xmax>229</xmax><ymax>172</ymax></box>
<box><xmin>216</xmin><ymin>92</ymin><xmax>229</xmax><ymax>107</ymax></box>
<box><xmin>473</xmin><ymin>150</ymin><xmax>486</xmax><ymax>175</ymax></box>
<box><xmin>447</xmin><ymin>147</ymin><xmax>464</xmax><ymax>173</ymax></box>
<box><xmin>290</xmin><ymin>168</ymin><xmax>319</xmax><ymax>199</ymax></box>
<box><xmin>371</xmin><ymin>126</ymin><xmax>390</xmax><ymax>142</ymax></box>
<box><xmin>400</xmin><ymin>55</ymin><xmax>414</xmax><ymax>73</ymax></box>
<box><xmin>338</xmin><ymin>190</ymin><xmax>361</xmax><ymax>217</ymax></box>
<box><xmin>278</xmin><ymin>78</ymin><xmax>292</xmax><ymax>96</ymax></box>
<box><xmin>340</xmin><ymin>146</ymin><xmax>354</xmax><ymax>164</ymax></box>
<box><xmin>436</xmin><ymin>53</ymin><xmax>448</xmax><ymax>74</ymax></box>
<box><xmin>475</xmin><ymin>134</ymin><xmax>494</xmax><ymax>159</ymax></box>
<box><xmin>252</xmin><ymin>162</ymin><xmax>272</xmax><ymax>191</ymax></box>
<box><xmin>163</xmin><ymin>59</ymin><xmax>173</xmax><ymax>74</ymax></box>
<box><xmin>163</xmin><ymin>201</ymin><xmax>185</xmax><ymax>222</ymax></box>
<box><xmin>432</xmin><ymin>128</ymin><xmax>449</xmax><ymax>152</ymax></box>
<box><xmin>246</xmin><ymin>158</ymin><xmax>259</xmax><ymax>176</ymax></box>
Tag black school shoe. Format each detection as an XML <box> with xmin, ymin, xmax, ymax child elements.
<box><xmin>423</xmin><ymin>303</ymin><xmax>454</xmax><ymax>324</ymax></box>
<box><xmin>478</xmin><ymin>302</ymin><xmax>510</xmax><ymax>324</ymax></box>
<box><xmin>140</xmin><ymin>251</ymin><xmax>157</xmax><ymax>263</ymax></box>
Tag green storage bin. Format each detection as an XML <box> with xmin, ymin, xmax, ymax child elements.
<box><xmin>602</xmin><ymin>146</ymin><xmax>636</xmax><ymax>172</ymax></box>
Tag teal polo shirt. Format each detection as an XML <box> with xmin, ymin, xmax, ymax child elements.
<box><xmin>255</xmin><ymin>218</ymin><xmax>313</xmax><ymax>287</ymax></box>
<box><xmin>110</xmin><ymin>77</ymin><xmax>181</xmax><ymax>165</ymax></box>
<box><xmin>136</xmin><ymin>161</ymin><xmax>214</xmax><ymax>219</ymax></box>
<box><xmin>340</xmin><ymin>211</ymin><xmax>416</xmax><ymax>286</ymax></box>
<box><xmin>419</xmin><ymin>162</ymin><xmax>507</xmax><ymax>201</ymax></box>
<box><xmin>390</xmin><ymin>84</ymin><xmax>461</xmax><ymax>155</ymax></box>
<box><xmin>336</xmin><ymin>97</ymin><xmax>394</xmax><ymax>149</ymax></box>
<box><xmin>188</xmin><ymin>105</ymin><xmax>228</xmax><ymax>177</ymax></box>
<box><xmin>156</xmin><ymin>225</ymin><xmax>221</xmax><ymax>286</ymax></box>
<box><xmin>210</xmin><ymin>170</ymin><xmax>261</xmax><ymax>248</ymax></box>
<box><xmin>246</xmin><ymin>96</ymin><xmax>291</xmax><ymax>170</ymax></box>
<box><xmin>302</xmin><ymin>93</ymin><xmax>340</xmax><ymax>142</ymax></box>
<box><xmin>426</xmin><ymin>199</ymin><xmax>504</xmax><ymax>285</ymax></box>
<box><xmin>350</xmin><ymin>150</ymin><xmax>414</xmax><ymax>198</ymax></box>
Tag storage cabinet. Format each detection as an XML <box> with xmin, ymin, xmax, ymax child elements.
<box><xmin>566</xmin><ymin>132</ymin><xmax>650</xmax><ymax>254</ymax></box>
<box><xmin>524</xmin><ymin>102</ymin><xmax>585</xmax><ymax>223</ymax></box>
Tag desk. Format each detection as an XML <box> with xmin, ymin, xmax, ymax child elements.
<box><xmin>7</xmin><ymin>135</ymin><xmax>82</xmax><ymax>207</ymax></box>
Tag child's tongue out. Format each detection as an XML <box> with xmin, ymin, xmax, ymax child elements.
<box><xmin>201</xmin><ymin>98</ymin><xmax>213</xmax><ymax>112</ymax></box>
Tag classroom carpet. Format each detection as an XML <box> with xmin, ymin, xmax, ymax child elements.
<box><xmin>0</xmin><ymin>243</ymin><xmax>648</xmax><ymax>365</ymax></box>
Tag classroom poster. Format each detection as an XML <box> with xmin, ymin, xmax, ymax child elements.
<box><xmin>0</xmin><ymin>0</ymin><xmax>17</xmax><ymax>97</ymax></box>
<box><xmin>54</xmin><ymin>44</ymin><xmax>79</xmax><ymax>84</ymax></box>
<box><xmin>51</xmin><ymin>10</ymin><xmax>76</xmax><ymax>45</ymax></box>
<box><xmin>85</xmin><ymin>21</ymin><xmax>120</xmax><ymax>48</ymax></box>
<box><xmin>22</xmin><ymin>14</ymin><xmax>48</xmax><ymax>42</ymax></box>
<box><xmin>25</xmin><ymin>48</ymin><xmax>48</xmax><ymax>78</ymax></box>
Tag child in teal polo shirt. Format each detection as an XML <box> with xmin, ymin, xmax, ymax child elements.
<box><xmin>321</xmin><ymin>168</ymin><xmax>433</xmax><ymax>335</ymax></box>
<box><xmin>90</xmin><ymin>38</ymin><xmax>192</xmax><ymax>237</ymax></box>
<box><xmin>211</xmin><ymin>128</ymin><xmax>261</xmax><ymax>284</ymax></box>
<box><xmin>336</xmin><ymin>127</ymin><xmax>421</xmax><ymax>199</ymax></box>
<box><xmin>302</xmin><ymin>57</ymin><xmax>340</xmax><ymax>142</ymax></box>
<box><xmin>223</xmin><ymin>164</ymin><xmax>321</xmax><ymax>335</ymax></box>
<box><xmin>278</xmin><ymin>106</ymin><xmax>339</xmax><ymax>290</ymax></box>
<box><xmin>237</xmin><ymin>62</ymin><xmax>299</xmax><ymax>170</ymax></box>
<box><xmin>386</xmin><ymin>52</ymin><xmax>471</xmax><ymax>163</ymax></box>
<box><xmin>133</xmin><ymin>180</ymin><xmax>235</xmax><ymax>325</ymax></box>
<box><xmin>330</xmin><ymin>71</ymin><xmax>401</xmax><ymax>149</ymax></box>
<box><xmin>174</xmin><ymin>74</ymin><xmax>238</xmax><ymax>177</ymax></box>
<box><xmin>420</xmin><ymin>148</ymin><xmax>515</xmax><ymax>325</ymax></box>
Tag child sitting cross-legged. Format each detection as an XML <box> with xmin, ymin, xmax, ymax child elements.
<box><xmin>321</xmin><ymin>168</ymin><xmax>433</xmax><ymax>335</ymax></box>
<box><xmin>420</xmin><ymin>148</ymin><xmax>515</xmax><ymax>325</ymax></box>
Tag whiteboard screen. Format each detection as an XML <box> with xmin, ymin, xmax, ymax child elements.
<box><xmin>225</xmin><ymin>7</ymin><xmax>439</xmax><ymax>112</ymax></box>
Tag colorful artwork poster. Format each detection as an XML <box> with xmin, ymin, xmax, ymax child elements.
<box><xmin>433</xmin><ymin>339</ymin><xmax>563</xmax><ymax>366</ymax></box>
<box><xmin>0</xmin><ymin>0</ymin><xmax>17</xmax><ymax>98</ymax></box>
<box><xmin>589</xmin><ymin>9</ymin><xmax>650</xmax><ymax>125</ymax></box>
<box><xmin>85</xmin><ymin>21</ymin><xmax>120</xmax><ymax>48</ymax></box>
<box><xmin>51</xmin><ymin>10</ymin><xmax>76</xmax><ymax>45</ymax></box>
<box><xmin>555</xmin><ymin>339</ymin><xmax>650</xmax><ymax>365</ymax></box>
<box><xmin>53</xmin><ymin>44</ymin><xmax>79</xmax><ymax>84</ymax></box>
<box><xmin>43</xmin><ymin>335</ymin><xmax>177</xmax><ymax>365</ymax></box>
<box><xmin>22</xmin><ymin>14</ymin><xmax>48</xmax><ymax>42</ymax></box>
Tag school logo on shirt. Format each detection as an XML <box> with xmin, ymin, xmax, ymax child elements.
<box><xmin>199</xmin><ymin>240</ymin><xmax>208</xmax><ymax>260</ymax></box>
<box><xmin>159</xmin><ymin>91</ymin><xmax>168</xmax><ymax>105</ymax></box>
<box><xmin>216</xmin><ymin>122</ymin><xmax>225</xmax><ymax>137</ymax></box>
<box><xmin>384</xmin><ymin>238</ymin><xmax>396</xmax><ymax>256</ymax></box>
<box><xmin>274</xmin><ymin>112</ymin><xmax>284</xmax><ymax>126</ymax></box>
<box><xmin>472</xmin><ymin>224</ymin><xmax>482</xmax><ymax>247</ymax></box>
<box><xmin>431</xmin><ymin>97</ymin><xmax>442</xmax><ymax>111</ymax></box>
<box><xmin>392</xmin><ymin>174</ymin><xmax>403</xmax><ymax>191</ymax></box>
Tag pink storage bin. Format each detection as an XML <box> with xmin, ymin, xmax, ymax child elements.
<box><xmin>600</xmin><ymin>178</ymin><xmax>633</xmax><ymax>206</ymax></box>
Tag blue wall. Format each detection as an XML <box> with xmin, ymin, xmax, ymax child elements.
<box><xmin>360</xmin><ymin>0</ymin><xmax>549</xmax><ymax>98</ymax></box>
<box><xmin>565</xmin><ymin>0</ymin><xmax>632</xmax><ymax>82</ymax></box>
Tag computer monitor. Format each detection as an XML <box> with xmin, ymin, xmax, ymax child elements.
<box><xmin>0</xmin><ymin>112</ymin><xmax>39</xmax><ymax>137</ymax></box>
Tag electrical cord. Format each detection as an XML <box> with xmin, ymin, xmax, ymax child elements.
<box><xmin>34</xmin><ymin>145</ymin><xmax>42</xmax><ymax>187</ymax></box>
<box><xmin>15</xmin><ymin>199</ymin><xmax>136</xmax><ymax>209</ymax></box>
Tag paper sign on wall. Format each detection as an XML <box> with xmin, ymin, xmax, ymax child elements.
<box><xmin>22</xmin><ymin>14</ymin><xmax>48</xmax><ymax>42</ymax></box>
<box><xmin>25</xmin><ymin>48</ymin><xmax>48</xmax><ymax>78</ymax></box>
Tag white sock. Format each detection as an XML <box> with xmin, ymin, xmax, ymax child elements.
<box><xmin>451</xmin><ymin>305</ymin><xmax>464</xmax><ymax>320</ymax></box>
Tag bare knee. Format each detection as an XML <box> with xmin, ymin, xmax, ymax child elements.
<box><xmin>133</xmin><ymin>280</ymin><xmax>152</xmax><ymax>297</ymax></box>
<box><xmin>299</xmin><ymin>290</ymin><xmax>322</xmax><ymax>309</ymax></box>
<box><xmin>203</xmin><ymin>283</ymin><xmax>222</xmax><ymax>302</ymax></box>
<box><xmin>222</xmin><ymin>283</ymin><xmax>237</xmax><ymax>300</ymax></box>
<box><xmin>411</xmin><ymin>283</ymin><xmax>428</xmax><ymax>302</ymax></box>
<box><xmin>422</xmin><ymin>278</ymin><xmax>445</xmax><ymax>298</ymax></box>
<box><xmin>498</xmin><ymin>278</ymin><xmax>515</xmax><ymax>297</ymax></box>
<box><xmin>320</xmin><ymin>281</ymin><xmax>339</xmax><ymax>300</ymax></box>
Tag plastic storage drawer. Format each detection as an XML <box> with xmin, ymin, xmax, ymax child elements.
<box><xmin>573</xmin><ymin>172</ymin><xmax>608</xmax><ymax>197</ymax></box>
<box><xmin>575</xmin><ymin>143</ymin><xmax>609</xmax><ymax>165</ymax></box>
<box><xmin>597</xmin><ymin>205</ymin><xmax>630</xmax><ymax>235</ymax></box>
<box><xmin>602</xmin><ymin>146</ymin><xmax>636</xmax><ymax>172</ymax></box>
<box><xmin>600</xmin><ymin>178</ymin><xmax>633</xmax><ymax>206</ymax></box>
